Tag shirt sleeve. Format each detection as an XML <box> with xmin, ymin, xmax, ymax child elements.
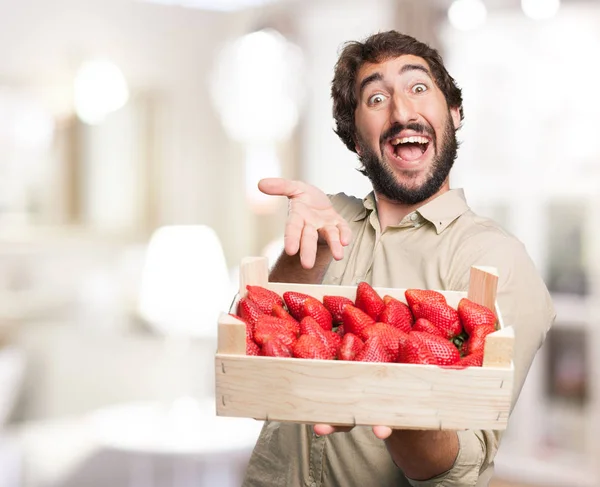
<box><xmin>408</xmin><ymin>231</ymin><xmax>555</xmax><ymax>486</ymax></box>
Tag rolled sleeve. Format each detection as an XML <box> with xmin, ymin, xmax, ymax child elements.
<box><xmin>406</xmin><ymin>430</ymin><xmax>491</xmax><ymax>487</ymax></box>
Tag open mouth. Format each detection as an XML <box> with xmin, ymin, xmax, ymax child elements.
<box><xmin>389</xmin><ymin>135</ymin><xmax>430</xmax><ymax>162</ymax></box>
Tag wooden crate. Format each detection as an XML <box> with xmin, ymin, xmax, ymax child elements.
<box><xmin>215</xmin><ymin>256</ymin><xmax>515</xmax><ymax>431</ymax></box>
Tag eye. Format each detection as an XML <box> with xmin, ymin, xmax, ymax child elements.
<box><xmin>367</xmin><ymin>93</ymin><xmax>386</xmax><ymax>105</ymax></box>
<box><xmin>412</xmin><ymin>83</ymin><xmax>428</xmax><ymax>94</ymax></box>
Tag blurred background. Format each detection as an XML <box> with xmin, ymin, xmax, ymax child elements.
<box><xmin>0</xmin><ymin>0</ymin><xmax>598</xmax><ymax>486</ymax></box>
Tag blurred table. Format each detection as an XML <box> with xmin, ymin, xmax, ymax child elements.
<box><xmin>8</xmin><ymin>397</ymin><xmax>262</xmax><ymax>487</ymax></box>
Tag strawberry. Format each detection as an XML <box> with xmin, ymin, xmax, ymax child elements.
<box><xmin>271</xmin><ymin>303</ymin><xmax>297</xmax><ymax>323</ymax></box>
<box><xmin>414</xmin><ymin>301</ymin><xmax>462</xmax><ymax>339</ymax></box>
<box><xmin>412</xmin><ymin>318</ymin><xmax>445</xmax><ymax>338</ymax></box>
<box><xmin>398</xmin><ymin>335</ymin><xmax>438</xmax><ymax>365</ymax></box>
<box><xmin>405</xmin><ymin>289</ymin><xmax>446</xmax><ymax>316</ymax></box>
<box><xmin>355</xmin><ymin>335</ymin><xmax>393</xmax><ymax>363</ymax></box>
<box><xmin>303</xmin><ymin>297</ymin><xmax>333</xmax><ymax>331</ymax></box>
<box><xmin>253</xmin><ymin>317</ymin><xmax>298</xmax><ymax>349</ymax></box>
<box><xmin>338</xmin><ymin>333</ymin><xmax>364</xmax><ymax>361</ymax></box>
<box><xmin>379</xmin><ymin>296</ymin><xmax>413</xmax><ymax>333</ymax></box>
<box><xmin>246</xmin><ymin>285</ymin><xmax>283</xmax><ymax>314</ymax></box>
<box><xmin>355</xmin><ymin>282</ymin><xmax>386</xmax><ymax>320</ymax></box>
<box><xmin>334</xmin><ymin>325</ymin><xmax>345</xmax><ymax>337</ymax></box>
<box><xmin>257</xmin><ymin>314</ymin><xmax>300</xmax><ymax>336</ymax></box>
<box><xmin>361</xmin><ymin>322</ymin><xmax>405</xmax><ymax>361</ymax></box>
<box><xmin>237</xmin><ymin>297</ymin><xmax>263</xmax><ymax>330</ymax></box>
<box><xmin>323</xmin><ymin>295</ymin><xmax>354</xmax><ymax>324</ymax></box>
<box><xmin>409</xmin><ymin>331</ymin><xmax>460</xmax><ymax>366</ymax></box>
<box><xmin>341</xmin><ymin>305</ymin><xmax>376</xmax><ymax>339</ymax></box>
<box><xmin>299</xmin><ymin>316</ymin><xmax>338</xmax><ymax>358</ymax></box>
<box><xmin>246</xmin><ymin>339</ymin><xmax>261</xmax><ymax>356</ymax></box>
<box><xmin>283</xmin><ymin>291</ymin><xmax>311</xmax><ymax>320</ymax></box>
<box><xmin>457</xmin><ymin>298</ymin><xmax>497</xmax><ymax>336</ymax></box>
<box><xmin>292</xmin><ymin>334</ymin><xmax>332</xmax><ymax>360</ymax></box>
<box><xmin>466</xmin><ymin>324</ymin><xmax>496</xmax><ymax>355</ymax></box>
<box><xmin>460</xmin><ymin>352</ymin><xmax>484</xmax><ymax>367</ymax></box>
<box><xmin>262</xmin><ymin>338</ymin><xmax>293</xmax><ymax>358</ymax></box>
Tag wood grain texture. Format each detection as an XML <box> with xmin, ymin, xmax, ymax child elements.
<box><xmin>239</xmin><ymin>256</ymin><xmax>269</xmax><ymax>297</ymax></box>
<box><xmin>217</xmin><ymin>313</ymin><xmax>246</xmax><ymax>355</ymax></box>
<box><xmin>468</xmin><ymin>266</ymin><xmax>499</xmax><ymax>312</ymax></box>
<box><xmin>216</xmin><ymin>354</ymin><xmax>513</xmax><ymax>430</ymax></box>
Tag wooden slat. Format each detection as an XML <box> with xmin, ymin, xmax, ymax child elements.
<box><xmin>217</xmin><ymin>313</ymin><xmax>246</xmax><ymax>355</ymax></box>
<box><xmin>239</xmin><ymin>256</ymin><xmax>269</xmax><ymax>297</ymax></box>
<box><xmin>468</xmin><ymin>266</ymin><xmax>499</xmax><ymax>312</ymax></box>
<box><xmin>483</xmin><ymin>326</ymin><xmax>515</xmax><ymax>368</ymax></box>
<box><xmin>216</xmin><ymin>354</ymin><xmax>513</xmax><ymax>430</ymax></box>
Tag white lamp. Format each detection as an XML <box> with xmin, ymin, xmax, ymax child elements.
<box><xmin>138</xmin><ymin>225</ymin><xmax>230</xmax><ymax>339</ymax></box>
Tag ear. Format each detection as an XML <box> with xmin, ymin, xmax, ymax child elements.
<box><xmin>450</xmin><ymin>106</ymin><xmax>461</xmax><ymax>130</ymax></box>
<box><xmin>354</xmin><ymin>138</ymin><xmax>362</xmax><ymax>156</ymax></box>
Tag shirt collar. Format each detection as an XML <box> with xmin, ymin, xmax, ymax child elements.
<box><xmin>353</xmin><ymin>189</ymin><xmax>470</xmax><ymax>234</ymax></box>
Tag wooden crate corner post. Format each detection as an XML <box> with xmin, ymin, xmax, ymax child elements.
<box><xmin>217</xmin><ymin>313</ymin><xmax>247</xmax><ymax>355</ymax></box>
<box><xmin>239</xmin><ymin>256</ymin><xmax>270</xmax><ymax>297</ymax></box>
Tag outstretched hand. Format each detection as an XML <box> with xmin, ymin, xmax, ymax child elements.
<box><xmin>313</xmin><ymin>424</ymin><xmax>394</xmax><ymax>439</ymax></box>
<box><xmin>258</xmin><ymin>178</ymin><xmax>352</xmax><ymax>269</ymax></box>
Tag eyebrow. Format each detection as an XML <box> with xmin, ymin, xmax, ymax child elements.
<box><xmin>358</xmin><ymin>63</ymin><xmax>433</xmax><ymax>97</ymax></box>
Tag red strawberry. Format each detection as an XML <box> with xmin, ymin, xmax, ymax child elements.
<box><xmin>355</xmin><ymin>335</ymin><xmax>393</xmax><ymax>363</ymax></box>
<box><xmin>460</xmin><ymin>352</ymin><xmax>484</xmax><ymax>367</ymax></box>
<box><xmin>246</xmin><ymin>285</ymin><xmax>283</xmax><ymax>314</ymax></box>
<box><xmin>262</xmin><ymin>338</ymin><xmax>293</xmax><ymax>358</ymax></box>
<box><xmin>355</xmin><ymin>282</ymin><xmax>386</xmax><ymax>320</ymax></box>
<box><xmin>303</xmin><ymin>297</ymin><xmax>333</xmax><ymax>331</ymax></box>
<box><xmin>237</xmin><ymin>297</ymin><xmax>263</xmax><ymax>330</ymax></box>
<box><xmin>283</xmin><ymin>291</ymin><xmax>311</xmax><ymax>320</ymax></box>
<box><xmin>299</xmin><ymin>316</ymin><xmax>338</xmax><ymax>358</ymax></box>
<box><xmin>361</xmin><ymin>322</ymin><xmax>405</xmax><ymax>361</ymax></box>
<box><xmin>246</xmin><ymin>339</ymin><xmax>260</xmax><ymax>356</ymax></box>
<box><xmin>409</xmin><ymin>331</ymin><xmax>460</xmax><ymax>366</ymax></box>
<box><xmin>292</xmin><ymin>334</ymin><xmax>332</xmax><ymax>360</ymax></box>
<box><xmin>457</xmin><ymin>298</ymin><xmax>497</xmax><ymax>336</ymax></box>
<box><xmin>323</xmin><ymin>295</ymin><xmax>354</xmax><ymax>324</ymax></box>
<box><xmin>398</xmin><ymin>335</ymin><xmax>438</xmax><ymax>365</ymax></box>
<box><xmin>414</xmin><ymin>301</ymin><xmax>462</xmax><ymax>339</ymax></box>
<box><xmin>467</xmin><ymin>324</ymin><xmax>496</xmax><ymax>355</ymax></box>
<box><xmin>405</xmin><ymin>289</ymin><xmax>446</xmax><ymax>316</ymax></box>
<box><xmin>338</xmin><ymin>333</ymin><xmax>364</xmax><ymax>361</ymax></box>
<box><xmin>254</xmin><ymin>317</ymin><xmax>298</xmax><ymax>349</ymax></box>
<box><xmin>271</xmin><ymin>303</ymin><xmax>297</xmax><ymax>323</ymax></box>
<box><xmin>412</xmin><ymin>317</ymin><xmax>445</xmax><ymax>338</ymax></box>
<box><xmin>341</xmin><ymin>305</ymin><xmax>376</xmax><ymax>338</ymax></box>
<box><xmin>255</xmin><ymin>314</ymin><xmax>299</xmax><ymax>336</ymax></box>
<box><xmin>379</xmin><ymin>296</ymin><xmax>413</xmax><ymax>333</ymax></box>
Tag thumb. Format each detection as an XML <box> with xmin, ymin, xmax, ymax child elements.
<box><xmin>258</xmin><ymin>178</ymin><xmax>304</xmax><ymax>198</ymax></box>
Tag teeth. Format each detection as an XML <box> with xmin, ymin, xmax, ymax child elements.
<box><xmin>390</xmin><ymin>136</ymin><xmax>428</xmax><ymax>145</ymax></box>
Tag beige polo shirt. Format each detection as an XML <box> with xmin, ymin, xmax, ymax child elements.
<box><xmin>242</xmin><ymin>189</ymin><xmax>555</xmax><ymax>487</ymax></box>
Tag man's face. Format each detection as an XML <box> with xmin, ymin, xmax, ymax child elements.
<box><xmin>353</xmin><ymin>55</ymin><xmax>461</xmax><ymax>205</ymax></box>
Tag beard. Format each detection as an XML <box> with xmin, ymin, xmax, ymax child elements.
<box><xmin>357</xmin><ymin>112</ymin><xmax>458</xmax><ymax>205</ymax></box>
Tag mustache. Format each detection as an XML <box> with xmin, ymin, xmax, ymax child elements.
<box><xmin>380</xmin><ymin>123</ymin><xmax>435</xmax><ymax>145</ymax></box>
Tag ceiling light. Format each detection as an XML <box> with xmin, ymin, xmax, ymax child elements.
<box><xmin>521</xmin><ymin>0</ymin><xmax>560</xmax><ymax>20</ymax></box>
<box><xmin>447</xmin><ymin>0</ymin><xmax>487</xmax><ymax>31</ymax></box>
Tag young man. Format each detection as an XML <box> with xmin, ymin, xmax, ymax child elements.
<box><xmin>242</xmin><ymin>30</ymin><xmax>555</xmax><ymax>487</ymax></box>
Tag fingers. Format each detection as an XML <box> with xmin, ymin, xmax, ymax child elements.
<box><xmin>258</xmin><ymin>178</ymin><xmax>303</xmax><ymax>198</ymax></box>
<box><xmin>283</xmin><ymin>210</ymin><xmax>305</xmax><ymax>257</ymax></box>
<box><xmin>372</xmin><ymin>425</ymin><xmax>393</xmax><ymax>439</ymax></box>
<box><xmin>299</xmin><ymin>223</ymin><xmax>319</xmax><ymax>269</ymax></box>
<box><xmin>338</xmin><ymin>221</ymin><xmax>353</xmax><ymax>247</ymax></box>
<box><xmin>313</xmin><ymin>424</ymin><xmax>353</xmax><ymax>436</ymax></box>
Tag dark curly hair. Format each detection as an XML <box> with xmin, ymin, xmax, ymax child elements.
<box><xmin>331</xmin><ymin>30</ymin><xmax>464</xmax><ymax>153</ymax></box>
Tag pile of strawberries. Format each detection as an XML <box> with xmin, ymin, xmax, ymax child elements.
<box><xmin>232</xmin><ymin>282</ymin><xmax>498</xmax><ymax>367</ymax></box>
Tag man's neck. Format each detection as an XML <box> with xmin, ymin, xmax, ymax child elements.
<box><xmin>374</xmin><ymin>185</ymin><xmax>450</xmax><ymax>231</ymax></box>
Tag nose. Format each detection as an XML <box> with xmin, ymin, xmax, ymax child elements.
<box><xmin>390</xmin><ymin>92</ymin><xmax>418</xmax><ymax>126</ymax></box>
